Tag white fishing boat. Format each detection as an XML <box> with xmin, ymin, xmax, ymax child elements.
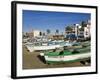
<box><xmin>25</xmin><ymin>41</ymin><xmax>76</xmax><ymax>52</ymax></box>
<box><xmin>25</xmin><ymin>43</ymin><xmax>62</xmax><ymax>52</ymax></box>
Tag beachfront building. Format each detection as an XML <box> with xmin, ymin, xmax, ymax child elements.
<box><xmin>65</xmin><ymin>24</ymin><xmax>78</xmax><ymax>41</ymax></box>
<box><xmin>46</xmin><ymin>34</ymin><xmax>64</xmax><ymax>40</ymax></box>
<box><xmin>26</xmin><ymin>29</ymin><xmax>40</xmax><ymax>38</ymax></box>
<box><xmin>78</xmin><ymin>20</ymin><xmax>91</xmax><ymax>40</ymax></box>
<box><xmin>84</xmin><ymin>20</ymin><xmax>91</xmax><ymax>39</ymax></box>
<box><xmin>52</xmin><ymin>35</ymin><xmax>64</xmax><ymax>40</ymax></box>
<box><xmin>65</xmin><ymin>20</ymin><xmax>91</xmax><ymax>41</ymax></box>
<box><xmin>32</xmin><ymin>30</ymin><xmax>40</xmax><ymax>37</ymax></box>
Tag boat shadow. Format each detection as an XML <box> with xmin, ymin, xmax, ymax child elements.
<box><xmin>37</xmin><ymin>55</ymin><xmax>46</xmax><ymax>64</ymax></box>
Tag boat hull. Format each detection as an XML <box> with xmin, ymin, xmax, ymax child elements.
<box><xmin>26</xmin><ymin>45</ymin><xmax>62</xmax><ymax>52</ymax></box>
<box><xmin>43</xmin><ymin>53</ymin><xmax>90</xmax><ymax>63</ymax></box>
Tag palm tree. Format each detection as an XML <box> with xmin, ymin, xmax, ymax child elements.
<box><xmin>47</xmin><ymin>29</ymin><xmax>50</xmax><ymax>35</ymax></box>
<box><xmin>56</xmin><ymin>29</ymin><xmax>59</xmax><ymax>35</ymax></box>
<box><xmin>65</xmin><ymin>26</ymin><xmax>73</xmax><ymax>32</ymax></box>
<box><xmin>81</xmin><ymin>21</ymin><xmax>87</xmax><ymax>27</ymax></box>
<box><xmin>39</xmin><ymin>32</ymin><xmax>42</xmax><ymax>36</ymax></box>
<box><xmin>47</xmin><ymin>29</ymin><xmax>51</xmax><ymax>36</ymax></box>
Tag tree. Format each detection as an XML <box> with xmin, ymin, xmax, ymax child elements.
<box><xmin>65</xmin><ymin>26</ymin><xmax>72</xmax><ymax>31</ymax></box>
<box><xmin>56</xmin><ymin>29</ymin><xmax>59</xmax><ymax>35</ymax></box>
<box><xmin>47</xmin><ymin>29</ymin><xmax>50</xmax><ymax>35</ymax></box>
<box><xmin>81</xmin><ymin>21</ymin><xmax>87</xmax><ymax>27</ymax></box>
<box><xmin>39</xmin><ymin>32</ymin><xmax>42</xmax><ymax>36</ymax></box>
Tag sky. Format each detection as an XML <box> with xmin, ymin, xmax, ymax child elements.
<box><xmin>23</xmin><ymin>10</ymin><xmax>90</xmax><ymax>34</ymax></box>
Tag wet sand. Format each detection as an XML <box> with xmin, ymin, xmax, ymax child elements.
<box><xmin>22</xmin><ymin>46</ymin><xmax>90</xmax><ymax>69</ymax></box>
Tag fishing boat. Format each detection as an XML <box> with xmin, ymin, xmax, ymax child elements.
<box><xmin>40</xmin><ymin>47</ymin><xmax>90</xmax><ymax>64</ymax></box>
<box><xmin>25</xmin><ymin>42</ymin><xmax>62</xmax><ymax>52</ymax></box>
<box><xmin>26</xmin><ymin>44</ymin><xmax>62</xmax><ymax>52</ymax></box>
<box><xmin>25</xmin><ymin>40</ymin><xmax>76</xmax><ymax>52</ymax></box>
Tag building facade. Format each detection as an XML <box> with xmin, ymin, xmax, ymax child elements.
<box><xmin>65</xmin><ymin>20</ymin><xmax>91</xmax><ymax>41</ymax></box>
<box><xmin>32</xmin><ymin>30</ymin><xmax>40</xmax><ymax>37</ymax></box>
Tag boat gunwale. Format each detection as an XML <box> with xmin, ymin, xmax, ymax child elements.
<box><xmin>44</xmin><ymin>50</ymin><xmax>90</xmax><ymax>56</ymax></box>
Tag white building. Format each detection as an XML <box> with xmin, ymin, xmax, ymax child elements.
<box><xmin>31</xmin><ymin>30</ymin><xmax>40</xmax><ymax>37</ymax></box>
<box><xmin>74</xmin><ymin>24</ymin><xmax>79</xmax><ymax>37</ymax></box>
<box><xmin>65</xmin><ymin>20</ymin><xmax>91</xmax><ymax>40</ymax></box>
<box><xmin>84</xmin><ymin>20</ymin><xmax>91</xmax><ymax>38</ymax></box>
<box><xmin>74</xmin><ymin>21</ymin><xmax>91</xmax><ymax>39</ymax></box>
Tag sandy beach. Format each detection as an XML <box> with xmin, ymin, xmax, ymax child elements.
<box><xmin>22</xmin><ymin>45</ymin><xmax>90</xmax><ymax>69</ymax></box>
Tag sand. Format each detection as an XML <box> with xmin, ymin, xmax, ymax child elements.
<box><xmin>22</xmin><ymin>45</ymin><xmax>90</xmax><ymax>69</ymax></box>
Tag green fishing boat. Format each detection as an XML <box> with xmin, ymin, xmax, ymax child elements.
<box><xmin>40</xmin><ymin>47</ymin><xmax>90</xmax><ymax>64</ymax></box>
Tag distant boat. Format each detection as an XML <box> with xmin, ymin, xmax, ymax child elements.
<box><xmin>25</xmin><ymin>41</ymin><xmax>75</xmax><ymax>52</ymax></box>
